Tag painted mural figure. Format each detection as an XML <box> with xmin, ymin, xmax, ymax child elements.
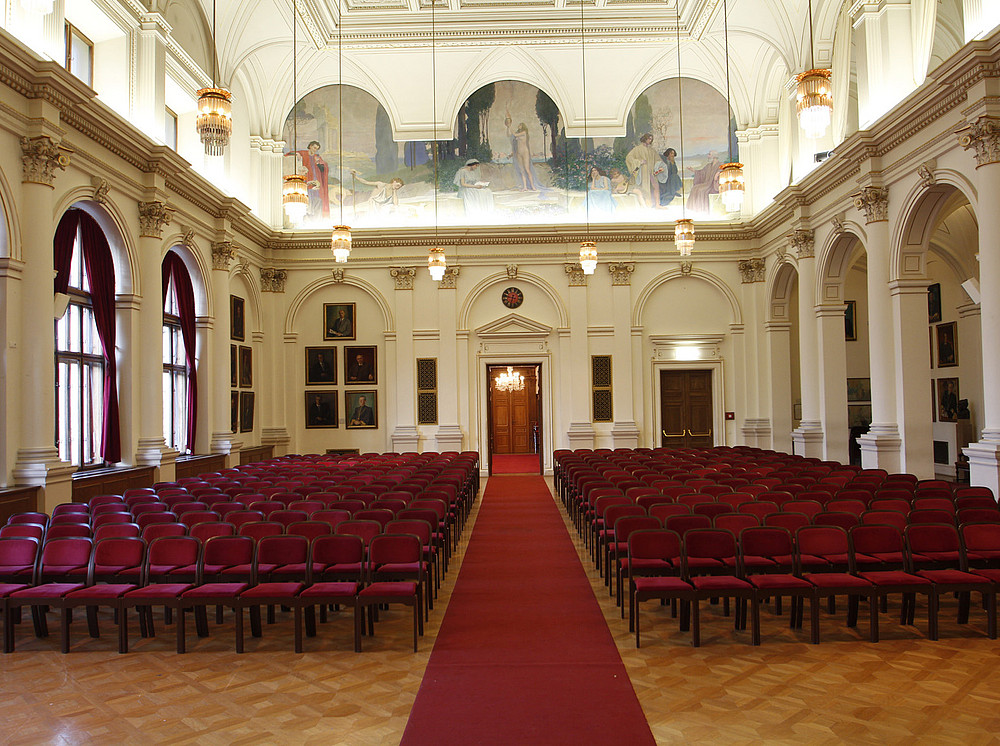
<box><xmin>609</xmin><ymin>168</ymin><xmax>646</xmax><ymax>209</ymax></box>
<box><xmin>625</xmin><ymin>134</ymin><xmax>659</xmax><ymax>209</ymax></box>
<box><xmin>688</xmin><ymin>151</ymin><xmax>721</xmax><ymax>214</ymax></box>
<box><xmin>505</xmin><ymin>114</ymin><xmax>538</xmax><ymax>191</ymax></box>
<box><xmin>351</xmin><ymin>171</ymin><xmax>404</xmax><ymax>214</ymax></box>
<box><xmin>654</xmin><ymin>148</ymin><xmax>683</xmax><ymax>206</ymax></box>
<box><xmin>454</xmin><ymin>159</ymin><xmax>494</xmax><ymax>217</ymax></box>
<box><xmin>586</xmin><ymin>167</ymin><xmax>616</xmax><ymax>215</ymax></box>
<box><xmin>287</xmin><ymin>140</ymin><xmax>330</xmax><ymax>220</ymax></box>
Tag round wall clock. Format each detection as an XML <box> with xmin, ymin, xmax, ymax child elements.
<box><xmin>501</xmin><ymin>287</ymin><xmax>524</xmax><ymax>309</ymax></box>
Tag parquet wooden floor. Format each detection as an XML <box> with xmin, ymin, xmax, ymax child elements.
<box><xmin>5</xmin><ymin>478</ymin><xmax>1000</xmax><ymax>744</ymax></box>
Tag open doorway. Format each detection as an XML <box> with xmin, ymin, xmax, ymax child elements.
<box><xmin>486</xmin><ymin>363</ymin><xmax>542</xmax><ymax>475</ymax></box>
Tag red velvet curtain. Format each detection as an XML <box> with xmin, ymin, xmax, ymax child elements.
<box><xmin>53</xmin><ymin>210</ymin><xmax>79</xmax><ymax>295</ymax></box>
<box><xmin>162</xmin><ymin>251</ymin><xmax>198</xmax><ymax>451</ymax></box>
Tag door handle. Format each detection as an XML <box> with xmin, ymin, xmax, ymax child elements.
<box><xmin>689</xmin><ymin>428</ymin><xmax>712</xmax><ymax>438</ymax></box>
<box><xmin>661</xmin><ymin>430</ymin><xmax>685</xmax><ymax>438</ymax></box>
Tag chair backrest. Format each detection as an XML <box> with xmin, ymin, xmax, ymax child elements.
<box><xmin>683</xmin><ymin>528</ymin><xmax>738</xmax><ymax>567</ymax></box>
<box><xmin>8</xmin><ymin>512</ymin><xmax>49</xmax><ymax>526</ymax></box>
<box><xmin>146</xmin><ymin>535</ymin><xmax>201</xmax><ymax>580</ymax></box>
<box><xmin>331</xmin><ymin>499</ymin><xmax>366</xmax><ymax>515</ymax></box>
<box><xmin>93</xmin><ymin>523</ymin><xmax>142</xmax><ymax>541</ymax></box>
<box><xmin>718</xmin><ymin>492</ymin><xmax>754</xmax><ymax>509</ymax></box>
<box><xmin>873</xmin><ymin>488</ymin><xmax>914</xmax><ymax>503</ymax></box>
<box><xmin>739</xmin><ymin>526</ymin><xmax>793</xmax><ymax>563</ymax></box>
<box><xmin>288</xmin><ymin>500</ymin><xmax>324</xmax><ymax>515</ymax></box>
<box><xmin>131</xmin><ymin>502</ymin><xmax>169</xmax><ymax>517</ymax></box>
<box><xmin>141</xmin><ymin>522</ymin><xmax>187</xmax><ymax>541</ymax></box>
<box><xmin>763</xmin><ymin>512</ymin><xmax>810</xmax><ymax>533</ymax></box>
<box><xmin>312</xmin><ymin>509</ymin><xmax>352</xmax><ymax>529</ymax></box>
<box><xmin>955</xmin><ymin>486</ymin><xmax>995</xmax><ymax>502</ymax></box>
<box><xmin>255</xmin><ymin>534</ymin><xmax>309</xmax><ymax>569</ymax></box>
<box><xmin>202</xmin><ymin>535</ymin><xmax>254</xmax><ymax>567</ymax></box>
<box><xmin>908</xmin><ymin>509</ymin><xmax>955</xmax><ymax>525</ymax></box>
<box><xmin>826</xmin><ymin>499</ymin><xmax>867</xmax><ymax>517</ymax></box>
<box><xmin>247</xmin><ymin>501</ymin><xmax>284</xmax><ymax>517</ymax></box>
<box><xmin>905</xmin><ymin>522</ymin><xmax>963</xmax><ymax>566</ymax></box>
<box><xmin>238</xmin><ymin>521</ymin><xmax>284</xmax><ymax>541</ymax></box>
<box><xmin>0</xmin><ymin>536</ymin><xmax>40</xmax><ymax>574</ymax></box>
<box><xmin>612</xmin><ymin>516</ymin><xmax>661</xmax><ymax>545</ymax></box>
<box><xmin>0</xmin><ymin>523</ymin><xmax>46</xmax><ymax>540</ymax></box>
<box><xmin>310</xmin><ymin>534</ymin><xmax>364</xmax><ymax>567</ymax></box>
<box><xmin>38</xmin><ymin>536</ymin><xmax>94</xmax><ymax>578</ymax></box>
<box><xmin>178</xmin><ymin>510</ymin><xmax>222</xmax><ymax>527</ymax></box>
<box><xmin>677</xmin><ymin>493</ymin><xmax>712</xmax><ymax>508</ymax></box>
<box><xmin>284</xmin><ymin>521</ymin><xmax>332</xmax><ymax>541</ymax></box>
<box><xmin>603</xmin><ymin>504</ymin><xmax>646</xmax><ymax>528</ymax></box>
<box><xmin>45</xmin><ymin>523</ymin><xmax>92</xmax><ymax>540</ymax></box>
<box><xmin>737</xmin><ymin>501</ymin><xmax>780</xmax><ymax>519</ymax></box>
<box><xmin>386</xmin><ymin>518</ymin><xmax>433</xmax><ymax>546</ymax></box>
<box><xmin>849</xmin><ymin>524</ymin><xmax>904</xmax><ymax>558</ymax></box>
<box><xmin>664</xmin><ymin>513</ymin><xmax>712</xmax><ymax>536</ymax></box>
<box><xmin>408</xmin><ymin>498</ymin><xmax>448</xmax><ymax>520</ymax></box>
<box><xmin>368</xmin><ymin>533</ymin><xmax>421</xmax><ymax>567</ymax></box>
<box><xmin>52</xmin><ymin>504</ymin><xmax>89</xmax><ymax>517</ymax></box>
<box><xmin>227</xmin><ymin>510</ymin><xmax>265</xmax><ymax>528</ymax></box>
<box><xmin>956</xmin><ymin>495</ymin><xmax>999</xmax><ymax>511</ymax></box>
<box><xmin>91</xmin><ymin>535</ymin><xmax>145</xmax><ymax>569</ymax></box>
<box><xmin>869</xmin><ymin>498</ymin><xmax>911</xmax><ymax>514</ymax></box>
<box><xmin>715</xmin><ymin>513</ymin><xmax>759</xmax><ymax>533</ymax></box>
<box><xmin>796</xmin><ymin>524</ymin><xmax>850</xmax><ymax>560</ymax></box>
<box><xmin>759</xmin><ymin>490</ymin><xmax>796</xmax><ymax>507</ymax></box>
<box><xmin>813</xmin><ymin>511</ymin><xmax>859</xmax><ymax>529</ymax></box>
<box><xmin>189</xmin><ymin>522</ymin><xmax>236</xmax><ymax>542</ymax></box>
<box><xmin>860</xmin><ymin>510</ymin><xmax>907</xmax><ymax>531</ymax></box>
<box><xmin>170</xmin><ymin>501</ymin><xmax>209</xmax><ymax>516</ymax></box>
<box><xmin>335</xmin><ymin>519</ymin><xmax>384</xmax><ymax>547</ymax></box>
<box><xmin>271</xmin><ymin>509</ymin><xmax>310</xmax><ymax>528</ymax></box>
<box><xmin>782</xmin><ymin>500</ymin><xmax>823</xmax><ymax>519</ymax></box>
<box><xmin>593</xmin><ymin>494</ymin><xmax>631</xmax><ymax>519</ymax></box>
<box><xmin>958</xmin><ymin>508</ymin><xmax>1000</xmax><ymax>525</ymax></box>
<box><xmin>911</xmin><ymin>497</ymin><xmax>956</xmax><ymax>514</ymax></box>
<box><xmin>627</xmin><ymin>528</ymin><xmax>682</xmax><ymax>564</ymax></box>
<box><xmin>354</xmin><ymin>509</ymin><xmax>395</xmax><ymax>530</ymax></box>
<box><xmin>88</xmin><ymin>495</ymin><xmax>125</xmax><ymax>509</ymax></box>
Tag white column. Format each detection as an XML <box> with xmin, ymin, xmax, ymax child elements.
<box><xmin>436</xmin><ymin>268</ymin><xmax>464</xmax><ymax>452</ymax></box>
<box><xmin>962</xmin><ymin>116</ymin><xmax>1000</xmax><ymax>495</ymax></box>
<box><xmin>0</xmin><ymin>257</ymin><xmax>23</xmax><ymax>486</ymax></box>
<box><xmin>851</xmin><ymin>0</ymin><xmax>918</xmax><ymax>127</ymax></box>
<box><xmin>855</xmin><ymin>187</ymin><xmax>902</xmax><ymax>472</ymax></box>
<box><xmin>816</xmin><ymin>303</ymin><xmax>849</xmax><ymax>463</ymax></box>
<box><xmin>391</xmin><ymin>269</ymin><xmax>419</xmax><ymax>451</ymax></box>
<box><xmin>564</xmin><ymin>264</ymin><xmax>594</xmax><ymax>449</ymax></box>
<box><xmin>208</xmin><ymin>242</ymin><xmax>236</xmax><ymax>462</ymax></box>
<box><xmin>738</xmin><ymin>259</ymin><xmax>769</xmax><ymax>447</ymax></box>
<box><xmin>608</xmin><ymin>264</ymin><xmax>639</xmax><ymax>448</ymax></box>
<box><xmin>261</xmin><ymin>270</ymin><xmax>290</xmax><ymax>456</ymax></box>
<box><xmin>764</xmin><ymin>321</ymin><xmax>792</xmax><ymax>453</ymax></box>
<box><xmin>135</xmin><ymin>14</ymin><xmax>169</xmax><ymax>140</ymax></box>
<box><xmin>194</xmin><ymin>317</ymin><xmax>213</xmax><ymax>453</ymax></box>
<box><xmin>791</xmin><ymin>231</ymin><xmax>824</xmax><ymax>458</ymax></box>
<box><xmin>630</xmin><ymin>326</ymin><xmax>645</xmax><ymax>446</ymax></box>
<box><xmin>891</xmin><ymin>280</ymin><xmax>933</xmax><ymax>477</ymax></box>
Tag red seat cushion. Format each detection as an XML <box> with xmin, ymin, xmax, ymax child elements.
<box><xmin>181</xmin><ymin>583</ymin><xmax>249</xmax><ymax>598</ymax></box>
<box><xmin>691</xmin><ymin>576</ymin><xmax>752</xmax><ymax>591</ymax></box>
<box><xmin>858</xmin><ymin>571</ymin><xmax>932</xmax><ymax>586</ymax></box>
<box><xmin>0</xmin><ymin>583</ymin><xmax>29</xmax><ymax>597</ymax></box>
<box><xmin>124</xmin><ymin>584</ymin><xmax>191</xmax><ymax>599</ymax></box>
<box><xmin>686</xmin><ymin>557</ymin><xmax>726</xmax><ymax>570</ymax></box>
<box><xmin>633</xmin><ymin>577</ymin><xmax>692</xmax><ymax>593</ymax></box>
<box><xmin>971</xmin><ymin>569</ymin><xmax>1000</xmax><ymax>582</ymax></box>
<box><xmin>300</xmin><ymin>582</ymin><xmax>358</xmax><ymax>599</ymax></box>
<box><xmin>804</xmin><ymin>573</ymin><xmax>873</xmax><ymax>589</ymax></box>
<box><xmin>748</xmin><ymin>574</ymin><xmax>812</xmax><ymax>590</ymax></box>
<box><xmin>359</xmin><ymin>581</ymin><xmax>418</xmax><ymax>598</ymax></box>
<box><xmin>66</xmin><ymin>584</ymin><xmax>136</xmax><ymax>599</ymax></box>
<box><xmin>240</xmin><ymin>582</ymin><xmax>304</xmax><ymax>599</ymax></box>
<box><xmin>916</xmin><ymin>569</ymin><xmax>992</xmax><ymax>585</ymax></box>
<box><xmin>12</xmin><ymin>583</ymin><xmax>86</xmax><ymax>598</ymax></box>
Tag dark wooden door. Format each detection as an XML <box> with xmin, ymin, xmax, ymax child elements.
<box><xmin>489</xmin><ymin>366</ymin><xmax>538</xmax><ymax>454</ymax></box>
<box><xmin>660</xmin><ymin>369</ymin><xmax>714</xmax><ymax>449</ymax></box>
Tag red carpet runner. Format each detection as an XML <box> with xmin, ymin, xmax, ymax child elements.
<box><xmin>490</xmin><ymin>453</ymin><xmax>541</xmax><ymax>474</ymax></box>
<box><xmin>401</xmin><ymin>475</ymin><xmax>655</xmax><ymax>746</ymax></box>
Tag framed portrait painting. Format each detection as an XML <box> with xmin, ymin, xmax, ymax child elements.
<box><xmin>927</xmin><ymin>283</ymin><xmax>942</xmax><ymax>323</ymax></box>
<box><xmin>230</xmin><ymin>345</ymin><xmax>238</xmax><ymax>387</ymax></box>
<box><xmin>937</xmin><ymin>378</ymin><xmax>959</xmax><ymax>422</ymax></box>
<box><xmin>936</xmin><ymin>321</ymin><xmax>958</xmax><ymax>367</ymax></box>
<box><xmin>324</xmin><ymin>303</ymin><xmax>356</xmax><ymax>341</ymax></box>
<box><xmin>344</xmin><ymin>345</ymin><xmax>377</xmax><ymax>385</ymax></box>
<box><xmin>239</xmin><ymin>345</ymin><xmax>253</xmax><ymax>388</ymax></box>
<box><xmin>305</xmin><ymin>391</ymin><xmax>339</xmax><ymax>428</ymax></box>
<box><xmin>230</xmin><ymin>295</ymin><xmax>245</xmax><ymax>341</ymax></box>
<box><xmin>231</xmin><ymin>391</ymin><xmax>239</xmax><ymax>433</ymax></box>
<box><xmin>345</xmin><ymin>390</ymin><xmax>377</xmax><ymax>429</ymax></box>
<box><xmin>846</xmin><ymin>378</ymin><xmax>871</xmax><ymax>402</ymax></box>
<box><xmin>844</xmin><ymin>300</ymin><xmax>857</xmax><ymax>341</ymax></box>
<box><xmin>847</xmin><ymin>404</ymin><xmax>872</xmax><ymax>428</ymax></box>
<box><xmin>239</xmin><ymin>391</ymin><xmax>255</xmax><ymax>432</ymax></box>
<box><xmin>306</xmin><ymin>347</ymin><xmax>337</xmax><ymax>385</ymax></box>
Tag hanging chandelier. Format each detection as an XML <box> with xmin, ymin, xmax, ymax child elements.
<box><xmin>495</xmin><ymin>366</ymin><xmax>525</xmax><ymax>393</ymax></box>
<box><xmin>718</xmin><ymin>0</ymin><xmax>744</xmax><ymax>214</ymax></box>
<box><xmin>196</xmin><ymin>0</ymin><xmax>232</xmax><ymax>156</ymax></box>
<box><xmin>577</xmin><ymin>0</ymin><xmax>598</xmax><ymax>275</ymax></box>
<box><xmin>674</xmin><ymin>8</ymin><xmax>695</xmax><ymax>256</ymax></box>
<box><xmin>428</xmin><ymin>245</ymin><xmax>446</xmax><ymax>281</ymax></box>
<box><xmin>283</xmin><ymin>0</ymin><xmax>307</xmax><ymax>223</ymax></box>
<box><xmin>797</xmin><ymin>0</ymin><xmax>833</xmax><ymax>139</ymax></box>
<box><xmin>579</xmin><ymin>241</ymin><xmax>598</xmax><ymax>275</ymax></box>
<box><xmin>428</xmin><ymin>0</ymin><xmax>443</xmax><ymax>280</ymax></box>
<box><xmin>332</xmin><ymin>0</ymin><xmax>352</xmax><ymax>262</ymax></box>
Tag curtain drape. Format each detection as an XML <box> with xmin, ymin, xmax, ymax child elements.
<box><xmin>162</xmin><ymin>251</ymin><xmax>199</xmax><ymax>451</ymax></box>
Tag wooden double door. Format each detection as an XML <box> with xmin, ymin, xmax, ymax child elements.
<box><xmin>660</xmin><ymin>369</ymin><xmax>714</xmax><ymax>449</ymax></box>
<box><xmin>488</xmin><ymin>365</ymin><xmax>540</xmax><ymax>455</ymax></box>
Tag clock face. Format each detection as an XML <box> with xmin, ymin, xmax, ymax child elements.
<box><xmin>502</xmin><ymin>287</ymin><xmax>524</xmax><ymax>309</ymax></box>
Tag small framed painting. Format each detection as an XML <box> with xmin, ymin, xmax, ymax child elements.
<box><xmin>230</xmin><ymin>344</ymin><xmax>238</xmax><ymax>387</ymax></box>
<box><xmin>324</xmin><ymin>303</ymin><xmax>356</xmax><ymax>341</ymax></box>
<box><xmin>239</xmin><ymin>391</ymin><xmax>255</xmax><ymax>432</ymax></box>
<box><xmin>239</xmin><ymin>345</ymin><xmax>253</xmax><ymax>388</ymax></box>
<box><xmin>230</xmin><ymin>295</ymin><xmax>245</xmax><ymax>341</ymax></box>
<box><xmin>344</xmin><ymin>345</ymin><xmax>377</xmax><ymax>385</ymax></box>
<box><xmin>936</xmin><ymin>321</ymin><xmax>958</xmax><ymax>367</ymax></box>
<box><xmin>305</xmin><ymin>391</ymin><xmax>339</xmax><ymax>428</ymax></box>
<box><xmin>345</xmin><ymin>390</ymin><xmax>377</xmax><ymax>429</ymax></box>
<box><xmin>927</xmin><ymin>283</ymin><xmax>941</xmax><ymax>323</ymax></box>
<box><xmin>938</xmin><ymin>378</ymin><xmax>959</xmax><ymax>422</ymax></box>
<box><xmin>306</xmin><ymin>347</ymin><xmax>337</xmax><ymax>385</ymax></box>
<box><xmin>848</xmin><ymin>404</ymin><xmax>872</xmax><ymax>428</ymax></box>
<box><xmin>846</xmin><ymin>378</ymin><xmax>871</xmax><ymax>403</ymax></box>
<box><xmin>231</xmin><ymin>391</ymin><xmax>239</xmax><ymax>433</ymax></box>
<box><xmin>844</xmin><ymin>300</ymin><xmax>857</xmax><ymax>341</ymax></box>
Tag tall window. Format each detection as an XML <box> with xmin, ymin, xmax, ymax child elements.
<box><xmin>55</xmin><ymin>237</ymin><xmax>104</xmax><ymax>467</ymax></box>
<box><xmin>164</xmin><ymin>107</ymin><xmax>178</xmax><ymax>150</ymax></box>
<box><xmin>64</xmin><ymin>23</ymin><xmax>93</xmax><ymax>87</ymax></box>
<box><xmin>163</xmin><ymin>279</ymin><xmax>188</xmax><ymax>453</ymax></box>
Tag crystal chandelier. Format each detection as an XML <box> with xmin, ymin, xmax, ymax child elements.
<box><xmin>579</xmin><ymin>241</ymin><xmax>598</xmax><ymax>275</ymax></box>
<box><xmin>797</xmin><ymin>0</ymin><xmax>832</xmax><ymax>140</ymax></box>
<box><xmin>495</xmin><ymin>366</ymin><xmax>525</xmax><ymax>393</ymax></box>
<box><xmin>196</xmin><ymin>0</ymin><xmax>232</xmax><ymax>156</ymax></box>
<box><xmin>718</xmin><ymin>0</ymin><xmax>745</xmax><ymax>213</ymax></box>
<box><xmin>428</xmin><ymin>246</ymin><xmax>446</xmax><ymax>281</ymax></box>
<box><xmin>331</xmin><ymin>225</ymin><xmax>352</xmax><ymax>263</ymax></box>
<box><xmin>675</xmin><ymin>219</ymin><xmax>695</xmax><ymax>256</ymax></box>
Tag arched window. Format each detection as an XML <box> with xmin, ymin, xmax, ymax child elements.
<box><xmin>162</xmin><ymin>251</ymin><xmax>198</xmax><ymax>453</ymax></box>
<box><xmin>53</xmin><ymin>209</ymin><xmax>120</xmax><ymax>467</ymax></box>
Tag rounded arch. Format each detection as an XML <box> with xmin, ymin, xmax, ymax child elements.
<box><xmin>285</xmin><ymin>273</ymin><xmax>394</xmax><ymax>335</ymax></box>
<box><xmin>816</xmin><ymin>223</ymin><xmax>866</xmax><ymax>304</ymax></box>
<box><xmin>891</xmin><ymin>170</ymin><xmax>979</xmax><ymax>282</ymax></box>
<box><xmin>161</xmin><ymin>236</ymin><xmax>212</xmax><ymax>317</ymax></box>
<box><xmin>230</xmin><ymin>263</ymin><xmax>264</xmax><ymax>338</ymax></box>
<box><xmin>52</xmin><ymin>191</ymin><xmax>138</xmax><ymax>296</ymax></box>
<box><xmin>458</xmin><ymin>270</ymin><xmax>568</xmax><ymax>330</ymax></box>
<box><xmin>0</xmin><ymin>162</ymin><xmax>20</xmax><ymax>261</ymax></box>
<box><xmin>765</xmin><ymin>254</ymin><xmax>799</xmax><ymax>323</ymax></box>
<box><xmin>633</xmin><ymin>266</ymin><xmax>742</xmax><ymax>327</ymax></box>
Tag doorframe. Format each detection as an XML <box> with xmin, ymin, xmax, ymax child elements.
<box><xmin>651</xmin><ymin>361</ymin><xmax>726</xmax><ymax>448</ymax></box>
<box><xmin>477</xmin><ymin>354</ymin><xmax>552</xmax><ymax>476</ymax></box>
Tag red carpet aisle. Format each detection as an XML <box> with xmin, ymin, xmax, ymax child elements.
<box><xmin>401</xmin><ymin>476</ymin><xmax>655</xmax><ymax>746</ymax></box>
<box><xmin>491</xmin><ymin>454</ymin><xmax>541</xmax><ymax>474</ymax></box>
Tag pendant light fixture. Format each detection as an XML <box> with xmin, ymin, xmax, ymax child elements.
<box><xmin>495</xmin><ymin>366</ymin><xmax>525</xmax><ymax>393</ymax></box>
<box><xmin>674</xmin><ymin>9</ymin><xmax>695</xmax><ymax>256</ymax></box>
<box><xmin>196</xmin><ymin>0</ymin><xmax>233</xmax><ymax>156</ymax></box>
<box><xmin>578</xmin><ymin>0</ymin><xmax>597</xmax><ymax>275</ymax></box>
<box><xmin>718</xmin><ymin>0</ymin><xmax>744</xmax><ymax>214</ymax></box>
<box><xmin>282</xmin><ymin>0</ymin><xmax>308</xmax><ymax>224</ymax></box>
<box><xmin>332</xmin><ymin>0</ymin><xmax>352</xmax><ymax>262</ymax></box>
<box><xmin>796</xmin><ymin>0</ymin><xmax>833</xmax><ymax>139</ymax></box>
<box><xmin>427</xmin><ymin>0</ymin><xmax>446</xmax><ymax>281</ymax></box>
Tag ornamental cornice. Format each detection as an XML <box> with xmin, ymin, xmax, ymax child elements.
<box><xmin>138</xmin><ymin>200</ymin><xmax>174</xmax><ymax>238</ymax></box>
<box><xmin>211</xmin><ymin>241</ymin><xmax>237</xmax><ymax>271</ymax></box>
<box><xmin>789</xmin><ymin>229</ymin><xmax>814</xmax><ymax>259</ymax></box>
<box><xmin>853</xmin><ymin>186</ymin><xmax>889</xmax><ymax>224</ymax></box>
<box><xmin>20</xmin><ymin>136</ymin><xmax>70</xmax><ymax>185</ymax></box>
<box><xmin>607</xmin><ymin>262</ymin><xmax>635</xmax><ymax>286</ymax></box>
<box><xmin>260</xmin><ymin>268</ymin><xmax>288</xmax><ymax>293</ymax></box>
<box><xmin>737</xmin><ymin>258</ymin><xmax>766</xmax><ymax>283</ymax></box>
<box><xmin>389</xmin><ymin>266</ymin><xmax>416</xmax><ymax>290</ymax></box>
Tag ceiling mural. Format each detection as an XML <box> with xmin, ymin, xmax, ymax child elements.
<box><xmin>281</xmin><ymin>78</ymin><xmax>737</xmax><ymax>230</ymax></box>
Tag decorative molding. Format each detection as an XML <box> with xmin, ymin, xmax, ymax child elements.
<box><xmin>564</xmin><ymin>263</ymin><xmax>587</xmax><ymax>286</ymax></box>
<box><xmin>439</xmin><ymin>266</ymin><xmax>460</xmax><ymax>289</ymax></box>
<box><xmin>260</xmin><ymin>268</ymin><xmax>287</xmax><ymax>293</ymax></box>
<box><xmin>211</xmin><ymin>241</ymin><xmax>237</xmax><ymax>271</ymax></box>
<box><xmin>607</xmin><ymin>262</ymin><xmax>635</xmax><ymax>286</ymax></box>
<box><xmin>20</xmin><ymin>136</ymin><xmax>70</xmax><ymax>186</ymax></box>
<box><xmin>180</xmin><ymin>229</ymin><xmax>195</xmax><ymax>249</ymax></box>
<box><xmin>680</xmin><ymin>261</ymin><xmax>693</xmax><ymax>275</ymax></box>
<box><xmin>331</xmin><ymin>268</ymin><xmax>345</xmax><ymax>283</ymax></box>
<box><xmin>958</xmin><ymin>115</ymin><xmax>1000</xmax><ymax>167</ymax></box>
<box><xmin>853</xmin><ymin>186</ymin><xmax>889</xmax><ymax>224</ymax></box>
<box><xmin>389</xmin><ymin>266</ymin><xmax>416</xmax><ymax>290</ymax></box>
<box><xmin>790</xmin><ymin>229</ymin><xmax>815</xmax><ymax>259</ymax></box>
<box><xmin>917</xmin><ymin>161</ymin><xmax>937</xmax><ymax>187</ymax></box>
<box><xmin>737</xmin><ymin>258</ymin><xmax>766</xmax><ymax>283</ymax></box>
<box><xmin>830</xmin><ymin>215</ymin><xmax>845</xmax><ymax>234</ymax></box>
<box><xmin>138</xmin><ymin>200</ymin><xmax>174</xmax><ymax>238</ymax></box>
<box><xmin>91</xmin><ymin>176</ymin><xmax>110</xmax><ymax>204</ymax></box>
<box><xmin>506</xmin><ymin>264</ymin><xmax>518</xmax><ymax>279</ymax></box>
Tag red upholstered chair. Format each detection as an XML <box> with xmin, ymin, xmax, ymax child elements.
<box><xmin>88</xmin><ymin>495</ymin><xmax>125</xmax><ymax>510</ymax></box>
<box><xmin>52</xmin><ymin>504</ymin><xmax>89</xmax><ymax>517</ymax></box>
<box><xmin>0</xmin><ymin>537</ymin><xmax>40</xmax><ymax>583</ymax></box>
<box><xmin>358</xmin><ymin>534</ymin><xmax>424</xmax><ymax>651</ymax></box>
<box><xmin>738</xmin><ymin>502</ymin><xmax>780</xmax><ymax>521</ymax></box>
<box><xmin>869</xmin><ymin>498</ymin><xmax>911</xmax><ymax>514</ymax></box>
<box><xmin>597</xmin><ymin>504</ymin><xmax>645</xmax><ymax>576</ymax></box>
<box><xmin>178</xmin><ymin>510</ymin><xmax>222</xmax><ymax>528</ymax></box>
<box><xmin>692</xmin><ymin>503</ymin><xmax>735</xmax><ymax>522</ymax></box>
<box><xmin>715</xmin><ymin>513</ymin><xmax>760</xmax><ymax>534</ymax></box>
<box><xmin>189</xmin><ymin>522</ymin><xmax>236</xmax><ymax>542</ymax></box>
<box><xmin>908</xmin><ymin>509</ymin><xmax>956</xmax><ymax>525</ymax></box>
<box><xmin>718</xmin><ymin>492</ymin><xmax>754</xmax><ymax>510</ymax></box>
<box><xmin>827</xmin><ymin>499</ymin><xmax>867</xmax><ymax>517</ymax></box>
<box><xmin>141</xmin><ymin>522</ymin><xmax>186</xmax><ymax>542</ymax></box>
<box><xmin>813</xmin><ymin>511</ymin><xmax>860</xmax><ymax>530</ymax></box>
<box><xmin>0</xmin><ymin>524</ymin><xmax>45</xmax><ymax>541</ymax></box>
<box><xmin>610</xmin><ymin>516</ymin><xmax>662</xmax><ymax>607</ymax></box>
<box><xmin>764</xmin><ymin>512</ymin><xmax>810</xmax><ymax>534</ymax></box>
<box><xmin>287</xmin><ymin>521</ymin><xmax>334</xmax><ymax>542</ymax></box>
<box><xmin>238</xmin><ymin>522</ymin><xmax>284</xmax><ymax>542</ymax></box>
<box><xmin>311</xmin><ymin>534</ymin><xmax>365</xmax><ymax>584</ymax></box>
<box><xmin>681</xmin><ymin>529</ymin><xmax>757</xmax><ymax>646</ymax></box>
<box><xmin>93</xmin><ymin>523</ymin><xmax>141</xmax><ymax>541</ymax></box>
<box><xmin>664</xmin><ymin>514</ymin><xmax>712</xmax><ymax>537</ymax></box>
<box><xmin>739</xmin><ymin>527</ymin><xmax>815</xmax><ymax>642</ymax></box>
<box><xmin>36</xmin><ymin>536</ymin><xmax>94</xmax><ymax>584</ymax></box>
<box><xmin>226</xmin><ymin>510</ymin><xmax>265</xmax><ymax>530</ymax></box>
<box><xmin>629</xmin><ymin>529</ymin><xmax>694</xmax><ymax>646</ymax></box>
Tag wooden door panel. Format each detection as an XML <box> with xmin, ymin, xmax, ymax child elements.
<box><xmin>660</xmin><ymin>370</ymin><xmax>713</xmax><ymax>449</ymax></box>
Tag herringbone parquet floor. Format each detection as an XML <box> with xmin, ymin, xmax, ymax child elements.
<box><xmin>3</xmin><ymin>478</ymin><xmax>1000</xmax><ymax>744</ymax></box>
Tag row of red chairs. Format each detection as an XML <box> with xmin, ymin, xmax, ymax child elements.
<box><xmin>627</xmin><ymin>521</ymin><xmax>1000</xmax><ymax>647</ymax></box>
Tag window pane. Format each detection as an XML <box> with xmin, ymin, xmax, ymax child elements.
<box><xmin>69</xmin><ymin>304</ymin><xmax>81</xmax><ymax>352</ymax></box>
<box><xmin>69</xmin><ymin>29</ymin><xmax>93</xmax><ymax>87</ymax></box>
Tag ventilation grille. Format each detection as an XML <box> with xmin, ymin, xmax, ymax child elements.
<box><xmin>592</xmin><ymin>355</ymin><xmax>613</xmax><ymax>422</ymax></box>
<box><xmin>416</xmin><ymin>358</ymin><xmax>438</xmax><ymax>425</ymax></box>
